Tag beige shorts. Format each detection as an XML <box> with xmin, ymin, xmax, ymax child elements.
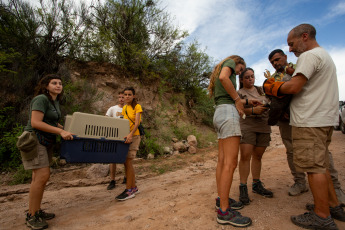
<box><xmin>127</xmin><ymin>135</ymin><xmax>141</xmax><ymax>159</ymax></box>
<box><xmin>240</xmin><ymin>131</ymin><xmax>271</xmax><ymax>147</ymax></box>
<box><xmin>22</xmin><ymin>143</ymin><xmax>53</xmax><ymax>170</ymax></box>
<box><xmin>292</xmin><ymin>126</ymin><xmax>333</xmax><ymax>174</ymax></box>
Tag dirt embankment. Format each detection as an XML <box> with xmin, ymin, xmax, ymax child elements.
<box><xmin>1</xmin><ymin>126</ymin><xmax>345</xmax><ymax>230</ymax></box>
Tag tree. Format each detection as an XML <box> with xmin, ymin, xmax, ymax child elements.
<box><xmin>89</xmin><ymin>0</ymin><xmax>188</xmax><ymax>75</ymax></box>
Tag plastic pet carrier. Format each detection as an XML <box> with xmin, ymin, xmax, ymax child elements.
<box><xmin>60</xmin><ymin>112</ymin><xmax>130</xmax><ymax>163</ymax></box>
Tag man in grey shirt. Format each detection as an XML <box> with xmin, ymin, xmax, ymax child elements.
<box><xmin>264</xmin><ymin>24</ymin><xmax>344</xmax><ymax>230</ymax></box>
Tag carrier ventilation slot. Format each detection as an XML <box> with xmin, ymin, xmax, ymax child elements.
<box><xmin>82</xmin><ymin>141</ymin><xmax>118</xmax><ymax>152</ymax></box>
<box><xmin>84</xmin><ymin>125</ymin><xmax>119</xmax><ymax>138</ymax></box>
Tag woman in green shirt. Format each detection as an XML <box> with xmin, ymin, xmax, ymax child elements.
<box><xmin>208</xmin><ymin>55</ymin><xmax>260</xmax><ymax>227</ymax></box>
<box><xmin>22</xmin><ymin>74</ymin><xmax>73</xmax><ymax>229</ymax></box>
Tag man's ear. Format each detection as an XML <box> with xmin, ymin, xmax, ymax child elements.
<box><xmin>302</xmin><ymin>32</ymin><xmax>309</xmax><ymax>41</ymax></box>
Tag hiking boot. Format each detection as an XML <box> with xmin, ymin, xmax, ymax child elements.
<box><xmin>306</xmin><ymin>203</ymin><xmax>345</xmax><ymax>222</ymax></box>
<box><xmin>26</xmin><ymin>212</ymin><xmax>48</xmax><ymax>230</ymax></box>
<box><xmin>215</xmin><ymin>197</ymin><xmax>244</xmax><ymax>210</ymax></box>
<box><xmin>288</xmin><ymin>183</ymin><xmax>308</xmax><ymax>196</ymax></box>
<box><xmin>38</xmin><ymin>209</ymin><xmax>55</xmax><ymax>220</ymax></box>
<box><xmin>107</xmin><ymin>180</ymin><xmax>116</xmax><ymax>190</ymax></box>
<box><xmin>217</xmin><ymin>208</ymin><xmax>252</xmax><ymax>227</ymax></box>
<box><xmin>122</xmin><ymin>177</ymin><xmax>127</xmax><ymax>184</ymax></box>
<box><xmin>252</xmin><ymin>180</ymin><xmax>273</xmax><ymax>198</ymax></box>
<box><xmin>116</xmin><ymin>189</ymin><xmax>135</xmax><ymax>201</ymax></box>
<box><xmin>291</xmin><ymin>211</ymin><xmax>338</xmax><ymax>230</ymax></box>
<box><xmin>132</xmin><ymin>186</ymin><xmax>140</xmax><ymax>195</ymax></box>
<box><xmin>239</xmin><ymin>184</ymin><xmax>250</xmax><ymax>205</ymax></box>
<box><xmin>335</xmin><ymin>188</ymin><xmax>345</xmax><ymax>206</ymax></box>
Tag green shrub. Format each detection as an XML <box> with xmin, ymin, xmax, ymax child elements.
<box><xmin>188</xmin><ymin>87</ymin><xmax>215</xmax><ymax>127</ymax></box>
<box><xmin>62</xmin><ymin>79</ymin><xmax>104</xmax><ymax>115</ymax></box>
<box><xmin>137</xmin><ymin>131</ymin><xmax>163</xmax><ymax>159</ymax></box>
<box><xmin>149</xmin><ymin>163</ymin><xmax>168</xmax><ymax>174</ymax></box>
<box><xmin>10</xmin><ymin>165</ymin><xmax>32</xmax><ymax>185</ymax></box>
<box><xmin>0</xmin><ymin>107</ymin><xmax>24</xmax><ymax>170</ymax></box>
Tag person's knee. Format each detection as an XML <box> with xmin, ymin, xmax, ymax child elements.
<box><xmin>218</xmin><ymin>155</ymin><xmax>224</xmax><ymax>163</ymax></box>
<box><xmin>252</xmin><ymin>154</ymin><xmax>263</xmax><ymax>161</ymax></box>
<box><xmin>240</xmin><ymin>153</ymin><xmax>251</xmax><ymax>162</ymax></box>
<box><xmin>223</xmin><ymin>160</ymin><xmax>238</xmax><ymax>172</ymax></box>
<box><xmin>34</xmin><ymin>171</ymin><xmax>50</xmax><ymax>185</ymax></box>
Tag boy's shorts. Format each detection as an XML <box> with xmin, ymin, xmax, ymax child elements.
<box><xmin>292</xmin><ymin>126</ymin><xmax>333</xmax><ymax>174</ymax></box>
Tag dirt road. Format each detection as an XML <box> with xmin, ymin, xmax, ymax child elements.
<box><xmin>1</xmin><ymin>126</ymin><xmax>345</xmax><ymax>230</ymax></box>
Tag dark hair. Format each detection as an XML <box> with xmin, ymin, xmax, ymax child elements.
<box><xmin>239</xmin><ymin>68</ymin><xmax>264</xmax><ymax>95</ymax></box>
<box><xmin>268</xmin><ymin>49</ymin><xmax>285</xmax><ymax>60</ymax></box>
<box><xmin>118</xmin><ymin>90</ymin><xmax>124</xmax><ymax>95</ymax></box>
<box><xmin>291</xmin><ymin>23</ymin><xmax>316</xmax><ymax>39</ymax></box>
<box><xmin>239</xmin><ymin>68</ymin><xmax>254</xmax><ymax>89</ymax></box>
<box><xmin>123</xmin><ymin>86</ymin><xmax>137</xmax><ymax>108</ymax></box>
<box><xmin>34</xmin><ymin>74</ymin><xmax>63</xmax><ymax>101</ymax></box>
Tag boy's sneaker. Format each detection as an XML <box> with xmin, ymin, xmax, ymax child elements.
<box><xmin>239</xmin><ymin>184</ymin><xmax>250</xmax><ymax>205</ymax></box>
<box><xmin>217</xmin><ymin>208</ymin><xmax>252</xmax><ymax>227</ymax></box>
<box><xmin>132</xmin><ymin>186</ymin><xmax>140</xmax><ymax>195</ymax></box>
<box><xmin>252</xmin><ymin>180</ymin><xmax>273</xmax><ymax>198</ymax></box>
<box><xmin>26</xmin><ymin>212</ymin><xmax>48</xmax><ymax>230</ymax></box>
<box><xmin>122</xmin><ymin>177</ymin><xmax>127</xmax><ymax>184</ymax></box>
<box><xmin>215</xmin><ymin>197</ymin><xmax>244</xmax><ymax>210</ymax></box>
<box><xmin>116</xmin><ymin>189</ymin><xmax>135</xmax><ymax>201</ymax></box>
<box><xmin>291</xmin><ymin>211</ymin><xmax>338</xmax><ymax>230</ymax></box>
<box><xmin>107</xmin><ymin>180</ymin><xmax>116</xmax><ymax>190</ymax></box>
<box><xmin>38</xmin><ymin>209</ymin><xmax>55</xmax><ymax>220</ymax></box>
<box><xmin>306</xmin><ymin>203</ymin><xmax>345</xmax><ymax>222</ymax></box>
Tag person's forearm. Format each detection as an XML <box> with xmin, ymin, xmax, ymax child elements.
<box><xmin>219</xmin><ymin>77</ymin><xmax>239</xmax><ymax>101</ymax></box>
<box><xmin>31</xmin><ymin>120</ymin><xmax>63</xmax><ymax>135</ymax></box>
<box><xmin>244</xmin><ymin>107</ymin><xmax>252</xmax><ymax>115</ymax></box>
<box><xmin>279</xmin><ymin>74</ymin><xmax>307</xmax><ymax>95</ymax></box>
<box><xmin>130</xmin><ymin>123</ymin><xmax>139</xmax><ymax>135</ymax></box>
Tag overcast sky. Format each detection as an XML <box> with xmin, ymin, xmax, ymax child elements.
<box><xmin>160</xmin><ymin>0</ymin><xmax>345</xmax><ymax>100</ymax></box>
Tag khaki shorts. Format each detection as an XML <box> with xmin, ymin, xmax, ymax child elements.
<box><xmin>240</xmin><ymin>131</ymin><xmax>271</xmax><ymax>147</ymax></box>
<box><xmin>22</xmin><ymin>143</ymin><xmax>53</xmax><ymax>170</ymax></box>
<box><xmin>292</xmin><ymin>126</ymin><xmax>333</xmax><ymax>173</ymax></box>
<box><xmin>127</xmin><ymin>135</ymin><xmax>141</xmax><ymax>159</ymax></box>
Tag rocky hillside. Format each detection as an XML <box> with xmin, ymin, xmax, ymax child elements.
<box><xmin>61</xmin><ymin>60</ymin><xmax>216</xmax><ymax>154</ymax></box>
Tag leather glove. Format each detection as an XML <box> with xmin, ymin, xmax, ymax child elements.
<box><xmin>263</xmin><ymin>78</ymin><xmax>285</xmax><ymax>98</ymax></box>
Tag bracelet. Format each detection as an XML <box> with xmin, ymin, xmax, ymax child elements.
<box><xmin>246</xmin><ymin>99</ymin><xmax>248</xmax><ymax>105</ymax></box>
<box><xmin>234</xmin><ymin>96</ymin><xmax>240</xmax><ymax>101</ymax></box>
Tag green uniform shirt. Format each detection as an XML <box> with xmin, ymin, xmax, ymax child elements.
<box><xmin>214</xmin><ymin>59</ymin><xmax>237</xmax><ymax>105</ymax></box>
<box><xmin>25</xmin><ymin>94</ymin><xmax>61</xmax><ymax>132</ymax></box>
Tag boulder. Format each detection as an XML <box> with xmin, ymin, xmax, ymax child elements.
<box><xmin>86</xmin><ymin>164</ymin><xmax>109</xmax><ymax>178</ymax></box>
<box><xmin>163</xmin><ymin>146</ymin><xmax>172</xmax><ymax>154</ymax></box>
<box><xmin>172</xmin><ymin>151</ymin><xmax>180</xmax><ymax>155</ymax></box>
<box><xmin>182</xmin><ymin>140</ymin><xmax>190</xmax><ymax>148</ymax></box>
<box><xmin>171</xmin><ymin>137</ymin><xmax>178</xmax><ymax>143</ymax></box>
<box><xmin>147</xmin><ymin>153</ymin><xmax>155</xmax><ymax>159</ymax></box>
<box><xmin>187</xmin><ymin>135</ymin><xmax>197</xmax><ymax>147</ymax></box>
<box><xmin>173</xmin><ymin>141</ymin><xmax>187</xmax><ymax>152</ymax></box>
<box><xmin>188</xmin><ymin>146</ymin><xmax>197</xmax><ymax>154</ymax></box>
